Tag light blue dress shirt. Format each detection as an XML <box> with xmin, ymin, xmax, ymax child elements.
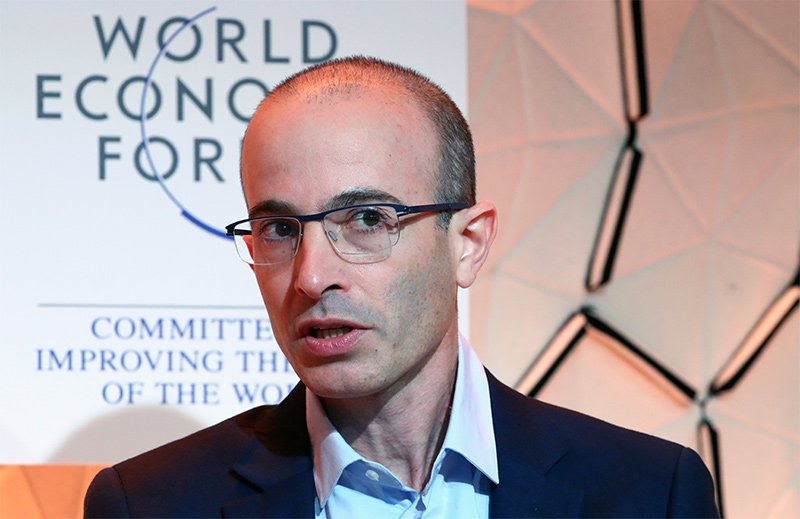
<box><xmin>306</xmin><ymin>335</ymin><xmax>499</xmax><ymax>518</ymax></box>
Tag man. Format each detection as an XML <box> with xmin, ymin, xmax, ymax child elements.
<box><xmin>85</xmin><ymin>57</ymin><xmax>719</xmax><ymax>518</ymax></box>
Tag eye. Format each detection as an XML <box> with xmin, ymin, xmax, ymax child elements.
<box><xmin>356</xmin><ymin>209</ymin><xmax>383</xmax><ymax>226</ymax></box>
<box><xmin>254</xmin><ymin>218</ymin><xmax>298</xmax><ymax>241</ymax></box>
<box><xmin>349</xmin><ymin>208</ymin><xmax>390</xmax><ymax>232</ymax></box>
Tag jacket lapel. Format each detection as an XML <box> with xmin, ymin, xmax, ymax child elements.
<box><xmin>489</xmin><ymin>461</ymin><xmax>583</xmax><ymax>518</ymax></box>
<box><xmin>487</xmin><ymin>371</ymin><xmax>584</xmax><ymax>518</ymax></box>
<box><xmin>221</xmin><ymin>470</ymin><xmax>315</xmax><ymax>518</ymax></box>
<box><xmin>222</xmin><ymin>383</ymin><xmax>316</xmax><ymax>518</ymax></box>
<box><xmin>220</xmin><ymin>372</ymin><xmax>586</xmax><ymax>518</ymax></box>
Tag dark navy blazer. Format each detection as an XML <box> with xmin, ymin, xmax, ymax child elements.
<box><xmin>85</xmin><ymin>372</ymin><xmax>720</xmax><ymax>518</ymax></box>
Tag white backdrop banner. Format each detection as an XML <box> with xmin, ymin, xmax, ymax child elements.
<box><xmin>0</xmin><ymin>0</ymin><xmax>466</xmax><ymax>463</ymax></box>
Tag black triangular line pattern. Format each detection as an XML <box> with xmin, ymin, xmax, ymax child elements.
<box><xmin>630</xmin><ymin>0</ymin><xmax>650</xmax><ymax>117</ymax></box>
<box><xmin>518</xmin><ymin>2</ymin><xmax>791</xmax><ymax>513</ymax></box>
<box><xmin>525</xmin><ymin>313</ymin><xmax>587</xmax><ymax>398</ymax></box>
<box><xmin>698</xmin><ymin>417</ymin><xmax>725</xmax><ymax>518</ymax></box>
<box><xmin>614</xmin><ymin>0</ymin><xmax>633</xmax><ymax>122</ymax></box>
<box><xmin>601</xmin><ymin>149</ymin><xmax>641</xmax><ymax>285</ymax></box>
<box><xmin>584</xmin><ymin>146</ymin><xmax>630</xmax><ymax>291</ymax></box>
<box><xmin>584</xmin><ymin>133</ymin><xmax>642</xmax><ymax>292</ymax></box>
<box><xmin>522</xmin><ymin>305</ymin><xmax>697</xmax><ymax>401</ymax></box>
<box><xmin>708</xmin><ymin>271</ymin><xmax>800</xmax><ymax>396</ymax></box>
<box><xmin>585</xmin><ymin>0</ymin><xmax>649</xmax><ymax>292</ymax></box>
<box><xmin>582</xmin><ymin>307</ymin><xmax>698</xmax><ymax>400</ymax></box>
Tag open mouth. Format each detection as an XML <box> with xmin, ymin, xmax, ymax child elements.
<box><xmin>310</xmin><ymin>326</ymin><xmax>353</xmax><ymax>339</ymax></box>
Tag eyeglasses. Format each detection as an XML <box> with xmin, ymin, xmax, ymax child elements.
<box><xmin>225</xmin><ymin>202</ymin><xmax>467</xmax><ymax>265</ymax></box>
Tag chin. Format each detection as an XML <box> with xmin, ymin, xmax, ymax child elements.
<box><xmin>301</xmin><ymin>368</ymin><xmax>387</xmax><ymax>400</ymax></box>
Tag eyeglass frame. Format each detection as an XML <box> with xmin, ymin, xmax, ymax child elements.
<box><xmin>225</xmin><ymin>202</ymin><xmax>469</xmax><ymax>265</ymax></box>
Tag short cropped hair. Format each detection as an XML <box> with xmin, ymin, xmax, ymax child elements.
<box><xmin>258</xmin><ymin>56</ymin><xmax>476</xmax><ymax>224</ymax></box>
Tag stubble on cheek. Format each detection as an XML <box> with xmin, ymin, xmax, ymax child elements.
<box><xmin>384</xmin><ymin>246</ymin><xmax>456</xmax><ymax>361</ymax></box>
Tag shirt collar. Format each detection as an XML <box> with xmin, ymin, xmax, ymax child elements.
<box><xmin>305</xmin><ymin>334</ymin><xmax>499</xmax><ymax>508</ymax></box>
<box><xmin>306</xmin><ymin>385</ymin><xmax>359</xmax><ymax>509</ymax></box>
<box><xmin>441</xmin><ymin>334</ymin><xmax>499</xmax><ymax>484</ymax></box>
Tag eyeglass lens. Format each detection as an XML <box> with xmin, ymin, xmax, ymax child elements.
<box><xmin>233</xmin><ymin>205</ymin><xmax>401</xmax><ymax>265</ymax></box>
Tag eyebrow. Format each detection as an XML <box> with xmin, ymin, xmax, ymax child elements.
<box><xmin>248</xmin><ymin>188</ymin><xmax>403</xmax><ymax>218</ymax></box>
<box><xmin>322</xmin><ymin>188</ymin><xmax>402</xmax><ymax>212</ymax></box>
<box><xmin>248</xmin><ymin>199</ymin><xmax>299</xmax><ymax>218</ymax></box>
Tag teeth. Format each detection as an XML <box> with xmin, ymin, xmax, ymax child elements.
<box><xmin>312</xmin><ymin>326</ymin><xmax>352</xmax><ymax>339</ymax></box>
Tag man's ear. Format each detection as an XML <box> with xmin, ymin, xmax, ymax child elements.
<box><xmin>450</xmin><ymin>201</ymin><xmax>497</xmax><ymax>288</ymax></box>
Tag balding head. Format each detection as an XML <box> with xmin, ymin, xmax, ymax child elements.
<box><xmin>245</xmin><ymin>56</ymin><xmax>475</xmax><ymax>224</ymax></box>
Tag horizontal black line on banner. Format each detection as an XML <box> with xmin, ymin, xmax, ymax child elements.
<box><xmin>37</xmin><ymin>303</ymin><xmax>264</xmax><ymax>310</ymax></box>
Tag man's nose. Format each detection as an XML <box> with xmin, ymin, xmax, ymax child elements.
<box><xmin>292</xmin><ymin>222</ymin><xmax>346</xmax><ymax>300</ymax></box>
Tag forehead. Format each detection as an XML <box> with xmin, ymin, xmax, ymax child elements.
<box><xmin>240</xmin><ymin>84</ymin><xmax>438</xmax><ymax>213</ymax></box>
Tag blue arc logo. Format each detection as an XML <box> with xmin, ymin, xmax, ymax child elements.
<box><xmin>138</xmin><ymin>6</ymin><xmax>231</xmax><ymax>240</ymax></box>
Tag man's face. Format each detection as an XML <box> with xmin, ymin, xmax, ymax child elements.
<box><xmin>240</xmin><ymin>85</ymin><xmax>460</xmax><ymax>400</ymax></box>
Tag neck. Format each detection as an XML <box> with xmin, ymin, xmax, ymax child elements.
<box><xmin>320</xmin><ymin>330</ymin><xmax>459</xmax><ymax>491</ymax></box>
